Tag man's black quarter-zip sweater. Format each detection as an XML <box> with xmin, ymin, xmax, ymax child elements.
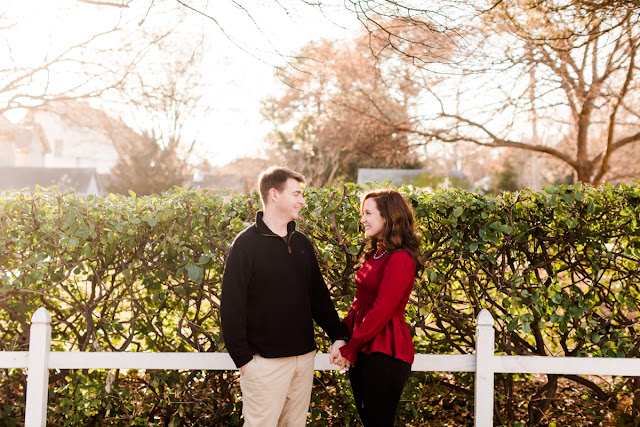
<box><xmin>221</xmin><ymin>212</ymin><xmax>349</xmax><ymax>369</ymax></box>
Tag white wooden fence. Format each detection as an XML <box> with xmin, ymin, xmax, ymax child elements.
<box><xmin>2</xmin><ymin>307</ymin><xmax>640</xmax><ymax>426</ymax></box>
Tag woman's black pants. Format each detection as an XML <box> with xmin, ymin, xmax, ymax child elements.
<box><xmin>348</xmin><ymin>352</ymin><xmax>412</xmax><ymax>427</ymax></box>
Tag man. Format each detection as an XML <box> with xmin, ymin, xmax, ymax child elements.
<box><xmin>221</xmin><ymin>166</ymin><xmax>349</xmax><ymax>426</ymax></box>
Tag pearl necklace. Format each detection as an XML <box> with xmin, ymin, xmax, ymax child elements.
<box><xmin>373</xmin><ymin>249</ymin><xmax>387</xmax><ymax>260</ymax></box>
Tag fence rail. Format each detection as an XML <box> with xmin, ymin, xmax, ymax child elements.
<box><xmin>2</xmin><ymin>307</ymin><xmax>640</xmax><ymax>426</ymax></box>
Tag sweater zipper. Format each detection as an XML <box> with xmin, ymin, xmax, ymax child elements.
<box><xmin>259</xmin><ymin>231</ymin><xmax>293</xmax><ymax>254</ymax></box>
<box><xmin>286</xmin><ymin>233</ymin><xmax>292</xmax><ymax>253</ymax></box>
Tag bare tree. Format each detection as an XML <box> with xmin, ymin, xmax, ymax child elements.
<box><xmin>0</xmin><ymin>0</ymin><xmax>194</xmax><ymax>115</ymax></box>
<box><xmin>262</xmin><ymin>35</ymin><xmax>426</xmax><ymax>186</ymax></box>
<box><xmin>173</xmin><ymin>0</ymin><xmax>459</xmax><ymax>67</ymax></box>
<box><xmin>274</xmin><ymin>1</ymin><xmax>640</xmax><ymax>186</ymax></box>
<box><xmin>112</xmin><ymin>33</ymin><xmax>210</xmax><ymax>164</ymax></box>
<box><xmin>348</xmin><ymin>1</ymin><xmax>640</xmax><ymax>185</ymax></box>
<box><xmin>428</xmin><ymin>1</ymin><xmax>640</xmax><ymax>184</ymax></box>
<box><xmin>174</xmin><ymin>0</ymin><xmax>640</xmax><ymax>185</ymax></box>
<box><xmin>2</xmin><ymin>0</ymin><xmax>212</xmax><ymax>188</ymax></box>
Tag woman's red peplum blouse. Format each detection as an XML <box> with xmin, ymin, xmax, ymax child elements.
<box><xmin>339</xmin><ymin>249</ymin><xmax>415</xmax><ymax>364</ymax></box>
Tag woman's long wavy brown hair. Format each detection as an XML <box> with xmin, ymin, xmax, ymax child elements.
<box><xmin>359</xmin><ymin>188</ymin><xmax>422</xmax><ymax>274</ymax></box>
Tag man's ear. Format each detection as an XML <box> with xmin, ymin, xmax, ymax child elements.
<box><xmin>269</xmin><ymin>187</ymin><xmax>278</xmax><ymax>203</ymax></box>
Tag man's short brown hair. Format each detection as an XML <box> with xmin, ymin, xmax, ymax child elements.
<box><xmin>258</xmin><ymin>166</ymin><xmax>306</xmax><ymax>205</ymax></box>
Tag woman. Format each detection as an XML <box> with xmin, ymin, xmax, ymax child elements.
<box><xmin>330</xmin><ymin>188</ymin><xmax>421</xmax><ymax>427</ymax></box>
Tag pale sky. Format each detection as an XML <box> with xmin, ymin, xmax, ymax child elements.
<box><xmin>189</xmin><ymin>1</ymin><xmax>360</xmax><ymax>165</ymax></box>
<box><xmin>2</xmin><ymin>0</ymin><xmax>360</xmax><ymax>167</ymax></box>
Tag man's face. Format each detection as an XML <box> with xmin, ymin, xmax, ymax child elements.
<box><xmin>274</xmin><ymin>178</ymin><xmax>306</xmax><ymax>221</ymax></box>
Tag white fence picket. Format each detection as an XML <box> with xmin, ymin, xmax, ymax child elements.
<box><xmin>24</xmin><ymin>307</ymin><xmax>51</xmax><ymax>427</ymax></box>
<box><xmin>474</xmin><ymin>309</ymin><xmax>495</xmax><ymax>427</ymax></box>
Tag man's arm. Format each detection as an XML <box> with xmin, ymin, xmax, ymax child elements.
<box><xmin>307</xmin><ymin>239</ymin><xmax>350</xmax><ymax>342</ymax></box>
<box><xmin>221</xmin><ymin>241</ymin><xmax>254</xmax><ymax>369</ymax></box>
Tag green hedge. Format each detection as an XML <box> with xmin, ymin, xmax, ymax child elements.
<box><xmin>1</xmin><ymin>183</ymin><xmax>640</xmax><ymax>426</ymax></box>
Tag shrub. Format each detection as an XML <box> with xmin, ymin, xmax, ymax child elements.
<box><xmin>1</xmin><ymin>182</ymin><xmax>640</xmax><ymax>425</ymax></box>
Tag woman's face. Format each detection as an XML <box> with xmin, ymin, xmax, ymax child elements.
<box><xmin>360</xmin><ymin>197</ymin><xmax>385</xmax><ymax>239</ymax></box>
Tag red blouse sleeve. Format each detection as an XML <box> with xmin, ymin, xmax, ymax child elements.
<box><xmin>340</xmin><ymin>251</ymin><xmax>415</xmax><ymax>363</ymax></box>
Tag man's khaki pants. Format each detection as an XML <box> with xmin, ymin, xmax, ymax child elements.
<box><xmin>239</xmin><ymin>350</ymin><xmax>316</xmax><ymax>427</ymax></box>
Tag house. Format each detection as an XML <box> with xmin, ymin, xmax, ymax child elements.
<box><xmin>357</xmin><ymin>168</ymin><xmax>431</xmax><ymax>186</ymax></box>
<box><xmin>0</xmin><ymin>166</ymin><xmax>102</xmax><ymax>196</ymax></box>
<box><xmin>1</xmin><ymin>99</ymin><xmax>141</xmax><ymax>174</ymax></box>
<box><xmin>0</xmin><ymin>100</ymin><xmax>142</xmax><ymax>195</ymax></box>
<box><xmin>186</xmin><ymin>157</ymin><xmax>269</xmax><ymax>194</ymax></box>
<box><xmin>21</xmin><ymin>100</ymin><xmax>132</xmax><ymax>174</ymax></box>
<box><xmin>0</xmin><ymin>114</ymin><xmax>49</xmax><ymax>168</ymax></box>
<box><xmin>186</xmin><ymin>172</ymin><xmax>248</xmax><ymax>195</ymax></box>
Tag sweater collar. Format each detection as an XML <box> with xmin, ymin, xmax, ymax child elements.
<box><xmin>255</xmin><ymin>211</ymin><xmax>297</xmax><ymax>237</ymax></box>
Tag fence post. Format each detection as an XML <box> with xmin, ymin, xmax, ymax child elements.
<box><xmin>25</xmin><ymin>307</ymin><xmax>51</xmax><ymax>427</ymax></box>
<box><xmin>474</xmin><ymin>309</ymin><xmax>495</xmax><ymax>427</ymax></box>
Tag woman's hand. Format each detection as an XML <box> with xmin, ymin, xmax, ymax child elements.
<box><xmin>329</xmin><ymin>340</ymin><xmax>352</xmax><ymax>369</ymax></box>
<box><xmin>329</xmin><ymin>340</ymin><xmax>345</xmax><ymax>363</ymax></box>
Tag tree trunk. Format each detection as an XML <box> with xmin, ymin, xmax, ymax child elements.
<box><xmin>528</xmin><ymin>374</ymin><xmax>558</xmax><ymax>426</ymax></box>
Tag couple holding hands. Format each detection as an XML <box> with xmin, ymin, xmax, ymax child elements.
<box><xmin>221</xmin><ymin>166</ymin><xmax>421</xmax><ymax>427</ymax></box>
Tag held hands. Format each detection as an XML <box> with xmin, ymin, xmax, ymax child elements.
<box><xmin>329</xmin><ymin>340</ymin><xmax>352</xmax><ymax>370</ymax></box>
